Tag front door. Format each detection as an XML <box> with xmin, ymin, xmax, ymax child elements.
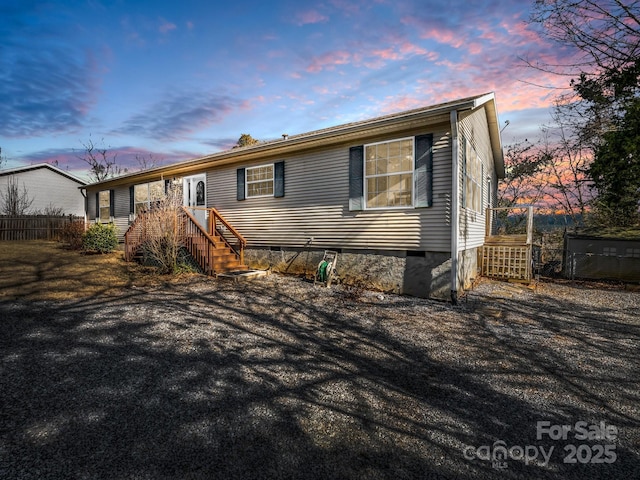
<box><xmin>183</xmin><ymin>174</ymin><xmax>207</xmax><ymax>228</ymax></box>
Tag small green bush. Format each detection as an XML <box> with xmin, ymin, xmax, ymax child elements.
<box><xmin>82</xmin><ymin>222</ymin><xmax>118</xmax><ymax>253</ymax></box>
<box><xmin>61</xmin><ymin>220</ymin><xmax>86</xmax><ymax>250</ymax></box>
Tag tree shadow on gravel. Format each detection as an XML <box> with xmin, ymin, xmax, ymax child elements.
<box><xmin>1</xmin><ymin>277</ymin><xmax>638</xmax><ymax>480</ymax></box>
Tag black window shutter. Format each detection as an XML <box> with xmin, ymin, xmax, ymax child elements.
<box><xmin>164</xmin><ymin>179</ymin><xmax>171</xmax><ymax>194</ymax></box>
<box><xmin>348</xmin><ymin>146</ymin><xmax>364</xmax><ymax>211</ymax></box>
<box><xmin>95</xmin><ymin>192</ymin><xmax>99</xmax><ymax>219</ymax></box>
<box><xmin>129</xmin><ymin>186</ymin><xmax>134</xmax><ymax>213</ymax></box>
<box><xmin>274</xmin><ymin>161</ymin><xmax>285</xmax><ymax>198</ymax></box>
<box><xmin>414</xmin><ymin>134</ymin><xmax>433</xmax><ymax>208</ymax></box>
<box><xmin>109</xmin><ymin>189</ymin><xmax>115</xmax><ymax>217</ymax></box>
<box><xmin>237</xmin><ymin>168</ymin><xmax>246</xmax><ymax>201</ymax></box>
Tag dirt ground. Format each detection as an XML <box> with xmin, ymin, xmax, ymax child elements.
<box><xmin>1</xmin><ymin>241</ymin><xmax>639</xmax><ymax>479</ymax></box>
<box><xmin>0</xmin><ymin>241</ymin><xmax>192</xmax><ymax>301</ymax></box>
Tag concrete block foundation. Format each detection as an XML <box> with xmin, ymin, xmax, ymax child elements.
<box><xmin>245</xmin><ymin>247</ymin><xmax>452</xmax><ymax>300</ymax></box>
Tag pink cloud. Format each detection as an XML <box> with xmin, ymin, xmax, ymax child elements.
<box><xmin>159</xmin><ymin>19</ymin><xmax>177</xmax><ymax>34</ymax></box>
<box><xmin>294</xmin><ymin>10</ymin><xmax>329</xmax><ymax>26</ymax></box>
<box><xmin>364</xmin><ymin>42</ymin><xmax>438</xmax><ymax>69</ymax></box>
<box><xmin>378</xmin><ymin>96</ymin><xmax>426</xmax><ymax>114</ymax></box>
<box><xmin>468</xmin><ymin>42</ymin><xmax>482</xmax><ymax>55</ymax></box>
<box><xmin>305</xmin><ymin>50</ymin><xmax>351</xmax><ymax>73</ymax></box>
<box><xmin>327</xmin><ymin>0</ymin><xmax>361</xmax><ymax>16</ymax></box>
<box><xmin>371</xmin><ymin>48</ymin><xmax>401</xmax><ymax>61</ymax></box>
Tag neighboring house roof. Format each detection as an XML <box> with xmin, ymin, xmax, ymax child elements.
<box><xmin>0</xmin><ymin>163</ymin><xmax>87</xmax><ymax>185</ymax></box>
<box><xmin>87</xmin><ymin>92</ymin><xmax>505</xmax><ymax>189</ymax></box>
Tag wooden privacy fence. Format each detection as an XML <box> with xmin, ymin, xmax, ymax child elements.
<box><xmin>0</xmin><ymin>215</ymin><xmax>83</xmax><ymax>241</ymax></box>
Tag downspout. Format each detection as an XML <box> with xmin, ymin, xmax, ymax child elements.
<box><xmin>450</xmin><ymin>110</ymin><xmax>460</xmax><ymax>305</ymax></box>
<box><xmin>79</xmin><ymin>186</ymin><xmax>88</xmax><ymax>228</ymax></box>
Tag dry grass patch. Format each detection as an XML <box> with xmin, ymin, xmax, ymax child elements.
<box><xmin>0</xmin><ymin>241</ymin><xmax>195</xmax><ymax>301</ymax></box>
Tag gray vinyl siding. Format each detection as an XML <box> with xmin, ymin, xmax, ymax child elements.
<box><xmin>86</xmin><ymin>185</ymin><xmax>130</xmax><ymax>240</ymax></box>
<box><xmin>208</xmin><ymin>125</ymin><xmax>452</xmax><ymax>252</ymax></box>
<box><xmin>0</xmin><ymin>168</ymin><xmax>85</xmax><ymax>216</ymax></box>
<box><xmin>457</xmin><ymin>106</ymin><xmax>495</xmax><ymax>251</ymax></box>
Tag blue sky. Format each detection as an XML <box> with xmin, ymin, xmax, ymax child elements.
<box><xmin>1</xmin><ymin>0</ymin><xmax>573</xmax><ymax>180</ymax></box>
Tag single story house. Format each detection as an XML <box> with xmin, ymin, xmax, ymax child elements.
<box><xmin>85</xmin><ymin>92</ymin><xmax>505</xmax><ymax>301</ymax></box>
<box><xmin>0</xmin><ymin>163</ymin><xmax>86</xmax><ymax>216</ymax></box>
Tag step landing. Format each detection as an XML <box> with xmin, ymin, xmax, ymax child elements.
<box><xmin>215</xmin><ymin>269</ymin><xmax>270</xmax><ymax>283</ymax></box>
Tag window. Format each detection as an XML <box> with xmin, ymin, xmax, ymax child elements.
<box><xmin>98</xmin><ymin>190</ymin><xmax>111</xmax><ymax>222</ymax></box>
<box><xmin>237</xmin><ymin>162</ymin><xmax>284</xmax><ymax>200</ymax></box>
<box><xmin>348</xmin><ymin>135</ymin><xmax>432</xmax><ymax>211</ymax></box>
<box><xmin>602</xmin><ymin>247</ymin><xmax>617</xmax><ymax>257</ymax></box>
<box><xmin>463</xmin><ymin>137</ymin><xmax>483</xmax><ymax>212</ymax></box>
<box><xmin>364</xmin><ymin>138</ymin><xmax>414</xmax><ymax>209</ymax></box>
<box><xmin>626</xmin><ymin>248</ymin><xmax>640</xmax><ymax>258</ymax></box>
<box><xmin>134</xmin><ymin>180</ymin><xmax>164</xmax><ymax>213</ymax></box>
<box><xmin>246</xmin><ymin>164</ymin><xmax>274</xmax><ymax>197</ymax></box>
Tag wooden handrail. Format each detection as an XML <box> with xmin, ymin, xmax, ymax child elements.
<box><xmin>125</xmin><ymin>206</ymin><xmax>246</xmax><ymax>273</ymax></box>
<box><xmin>124</xmin><ymin>212</ymin><xmax>149</xmax><ymax>261</ymax></box>
<box><xmin>210</xmin><ymin>207</ymin><xmax>246</xmax><ymax>248</ymax></box>
<box><xmin>180</xmin><ymin>207</ymin><xmax>221</xmax><ymax>247</ymax></box>
<box><xmin>184</xmin><ymin>206</ymin><xmax>245</xmax><ymax>270</ymax></box>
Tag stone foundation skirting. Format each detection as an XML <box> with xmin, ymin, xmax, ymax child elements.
<box><xmin>244</xmin><ymin>247</ymin><xmax>452</xmax><ymax>299</ymax></box>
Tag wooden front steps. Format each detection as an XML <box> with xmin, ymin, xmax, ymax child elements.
<box><xmin>124</xmin><ymin>205</ymin><xmax>248</xmax><ymax>276</ymax></box>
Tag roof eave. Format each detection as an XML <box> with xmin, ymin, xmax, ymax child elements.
<box><xmin>85</xmin><ymin>92</ymin><xmax>501</xmax><ymax>189</ymax></box>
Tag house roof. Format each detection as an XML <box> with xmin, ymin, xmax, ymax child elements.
<box><xmin>0</xmin><ymin>163</ymin><xmax>87</xmax><ymax>185</ymax></box>
<box><xmin>87</xmin><ymin>92</ymin><xmax>505</xmax><ymax>189</ymax></box>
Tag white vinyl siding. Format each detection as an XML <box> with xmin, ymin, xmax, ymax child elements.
<box><xmin>0</xmin><ymin>167</ymin><xmax>85</xmax><ymax>216</ymax></box>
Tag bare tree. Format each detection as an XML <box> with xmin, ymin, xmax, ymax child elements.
<box><xmin>135</xmin><ymin>153</ymin><xmax>163</xmax><ymax>171</ymax></box>
<box><xmin>500</xmin><ymin>111</ymin><xmax>594</xmax><ymax>230</ymax></box>
<box><xmin>0</xmin><ymin>147</ymin><xmax>5</xmax><ymax>170</ymax></box>
<box><xmin>79</xmin><ymin>137</ymin><xmax>125</xmax><ymax>182</ymax></box>
<box><xmin>536</xmin><ymin>113</ymin><xmax>594</xmax><ymax>228</ymax></box>
<box><xmin>0</xmin><ymin>176</ymin><xmax>34</xmax><ymax>215</ymax></box>
<box><xmin>498</xmin><ymin>139</ymin><xmax>549</xmax><ymax>208</ymax></box>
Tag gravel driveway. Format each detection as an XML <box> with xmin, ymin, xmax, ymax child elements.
<box><xmin>1</xmin><ymin>274</ymin><xmax>638</xmax><ymax>480</ymax></box>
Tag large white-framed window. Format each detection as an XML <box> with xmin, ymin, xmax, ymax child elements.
<box><xmin>246</xmin><ymin>164</ymin><xmax>274</xmax><ymax>198</ymax></box>
<box><xmin>134</xmin><ymin>180</ymin><xmax>164</xmax><ymax>213</ymax></box>
<box><xmin>98</xmin><ymin>190</ymin><xmax>111</xmax><ymax>223</ymax></box>
<box><xmin>463</xmin><ymin>137</ymin><xmax>483</xmax><ymax>213</ymax></box>
<box><xmin>364</xmin><ymin>137</ymin><xmax>414</xmax><ymax>209</ymax></box>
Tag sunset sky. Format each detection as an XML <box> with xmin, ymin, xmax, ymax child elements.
<box><xmin>1</xmin><ymin>0</ymin><xmax>575</xmax><ymax>180</ymax></box>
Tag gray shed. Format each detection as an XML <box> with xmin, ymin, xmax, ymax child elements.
<box><xmin>564</xmin><ymin>233</ymin><xmax>640</xmax><ymax>282</ymax></box>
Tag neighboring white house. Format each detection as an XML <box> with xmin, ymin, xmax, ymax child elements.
<box><xmin>0</xmin><ymin>164</ymin><xmax>86</xmax><ymax>216</ymax></box>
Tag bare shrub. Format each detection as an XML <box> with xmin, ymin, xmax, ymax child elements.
<box><xmin>61</xmin><ymin>219</ymin><xmax>86</xmax><ymax>250</ymax></box>
<box><xmin>141</xmin><ymin>187</ymin><xmax>187</xmax><ymax>274</ymax></box>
